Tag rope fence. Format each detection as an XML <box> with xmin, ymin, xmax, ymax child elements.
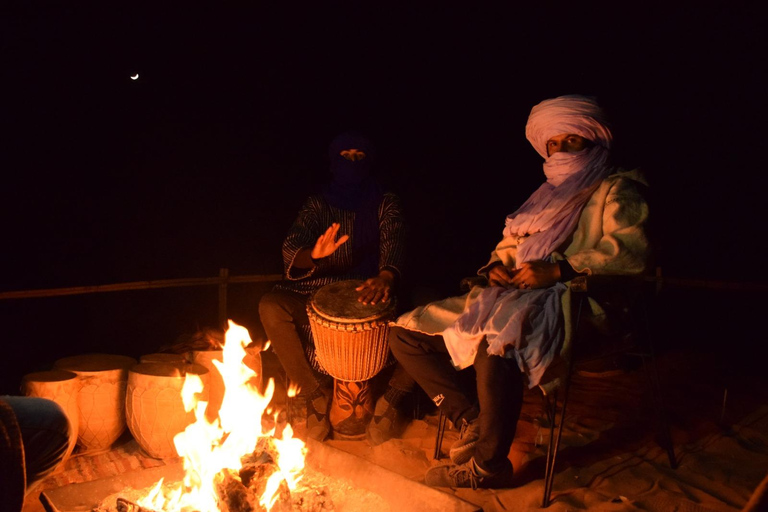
<box><xmin>0</xmin><ymin>268</ymin><xmax>765</xmax><ymax>327</ymax></box>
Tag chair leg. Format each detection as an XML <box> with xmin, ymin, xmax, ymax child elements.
<box><xmin>719</xmin><ymin>387</ymin><xmax>728</xmax><ymax>427</ymax></box>
<box><xmin>542</xmin><ymin>388</ymin><xmax>558</xmax><ymax>507</ymax></box>
<box><xmin>542</xmin><ymin>383</ymin><xmax>572</xmax><ymax>508</ymax></box>
<box><xmin>640</xmin><ymin>353</ymin><xmax>678</xmax><ymax>469</ymax></box>
<box><xmin>636</xmin><ymin>288</ymin><xmax>677</xmax><ymax>469</ymax></box>
<box><xmin>434</xmin><ymin>410</ymin><xmax>447</xmax><ymax>460</ymax></box>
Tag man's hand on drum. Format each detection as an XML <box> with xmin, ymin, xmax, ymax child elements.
<box><xmin>311</xmin><ymin>223</ymin><xmax>349</xmax><ymax>260</ymax></box>
<box><xmin>356</xmin><ymin>269</ymin><xmax>395</xmax><ymax>305</ymax></box>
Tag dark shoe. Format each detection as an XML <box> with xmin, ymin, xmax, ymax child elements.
<box><xmin>305</xmin><ymin>388</ymin><xmax>332</xmax><ymax>442</ymax></box>
<box><xmin>425</xmin><ymin>457</ymin><xmax>514</xmax><ymax>489</ymax></box>
<box><xmin>449</xmin><ymin>417</ymin><xmax>480</xmax><ymax>464</ymax></box>
<box><xmin>366</xmin><ymin>396</ymin><xmax>401</xmax><ymax>446</ymax></box>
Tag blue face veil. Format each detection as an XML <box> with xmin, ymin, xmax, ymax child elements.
<box><xmin>321</xmin><ymin>131</ymin><xmax>383</xmax><ymax>278</ymax></box>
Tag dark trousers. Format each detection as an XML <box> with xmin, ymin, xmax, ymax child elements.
<box><xmin>259</xmin><ymin>289</ymin><xmax>328</xmax><ymax>394</ymax></box>
<box><xmin>2</xmin><ymin>396</ymin><xmax>71</xmax><ymax>487</ymax></box>
<box><xmin>389</xmin><ymin>325</ymin><xmax>523</xmax><ymax>472</ymax></box>
<box><xmin>259</xmin><ymin>289</ymin><xmax>415</xmax><ymax>397</ymax></box>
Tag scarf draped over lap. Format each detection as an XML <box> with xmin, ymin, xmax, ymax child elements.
<box><xmin>442</xmin><ymin>95</ymin><xmax>613</xmax><ymax>387</ymax></box>
<box><xmin>443</xmin><ymin>284</ymin><xmax>566</xmax><ymax>387</ymax></box>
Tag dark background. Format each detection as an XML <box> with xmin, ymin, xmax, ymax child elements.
<box><xmin>1</xmin><ymin>3</ymin><xmax>766</xmax><ymax>394</ymax></box>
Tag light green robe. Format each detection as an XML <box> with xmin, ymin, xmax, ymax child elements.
<box><xmin>394</xmin><ymin>169</ymin><xmax>650</xmax><ymax>383</ymax></box>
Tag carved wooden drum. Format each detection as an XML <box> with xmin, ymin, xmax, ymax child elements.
<box><xmin>307</xmin><ymin>279</ymin><xmax>396</xmax><ymax>439</ymax></box>
<box><xmin>53</xmin><ymin>353</ymin><xmax>137</xmax><ymax>452</ymax></box>
<box><xmin>125</xmin><ymin>362</ymin><xmax>209</xmax><ymax>459</ymax></box>
<box><xmin>20</xmin><ymin>369</ymin><xmax>80</xmax><ymax>464</ymax></box>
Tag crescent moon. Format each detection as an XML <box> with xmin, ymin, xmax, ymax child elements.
<box><xmin>130</xmin><ymin>74</ymin><xmax>139</xmax><ymax>80</ymax></box>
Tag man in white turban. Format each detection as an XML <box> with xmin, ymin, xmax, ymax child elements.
<box><xmin>388</xmin><ymin>94</ymin><xmax>650</xmax><ymax>488</ymax></box>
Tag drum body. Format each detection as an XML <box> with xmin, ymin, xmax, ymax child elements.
<box><xmin>307</xmin><ymin>280</ymin><xmax>396</xmax><ymax>439</ymax></box>
<box><xmin>20</xmin><ymin>369</ymin><xmax>80</xmax><ymax>465</ymax></box>
<box><xmin>189</xmin><ymin>349</ymin><xmax>225</xmax><ymax>423</ymax></box>
<box><xmin>53</xmin><ymin>354</ymin><xmax>137</xmax><ymax>452</ymax></box>
<box><xmin>125</xmin><ymin>362</ymin><xmax>209</xmax><ymax>459</ymax></box>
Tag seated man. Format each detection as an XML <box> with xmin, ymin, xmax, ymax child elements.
<box><xmin>259</xmin><ymin>131</ymin><xmax>415</xmax><ymax>444</ymax></box>
<box><xmin>389</xmin><ymin>94</ymin><xmax>650</xmax><ymax>488</ymax></box>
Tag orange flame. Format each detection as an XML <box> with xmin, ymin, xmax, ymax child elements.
<box><xmin>136</xmin><ymin>320</ymin><xmax>306</xmax><ymax>511</ymax></box>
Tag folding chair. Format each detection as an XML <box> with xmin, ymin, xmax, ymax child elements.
<box><xmin>539</xmin><ymin>273</ymin><xmax>677</xmax><ymax>507</ymax></box>
<box><xmin>431</xmin><ymin>272</ymin><xmax>677</xmax><ymax>507</ymax></box>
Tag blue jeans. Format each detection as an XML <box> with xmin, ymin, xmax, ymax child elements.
<box><xmin>1</xmin><ymin>396</ymin><xmax>71</xmax><ymax>487</ymax></box>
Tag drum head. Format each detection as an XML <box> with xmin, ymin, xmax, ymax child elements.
<box><xmin>54</xmin><ymin>353</ymin><xmax>138</xmax><ymax>372</ymax></box>
<box><xmin>310</xmin><ymin>279</ymin><xmax>396</xmax><ymax>323</ymax></box>
<box><xmin>129</xmin><ymin>362</ymin><xmax>209</xmax><ymax>378</ymax></box>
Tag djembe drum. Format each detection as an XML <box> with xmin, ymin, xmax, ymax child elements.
<box><xmin>307</xmin><ymin>279</ymin><xmax>396</xmax><ymax>440</ymax></box>
<box><xmin>20</xmin><ymin>369</ymin><xmax>80</xmax><ymax>465</ymax></box>
<box><xmin>53</xmin><ymin>353</ymin><xmax>137</xmax><ymax>452</ymax></box>
<box><xmin>188</xmin><ymin>349</ymin><xmax>225</xmax><ymax>424</ymax></box>
<box><xmin>125</xmin><ymin>362</ymin><xmax>209</xmax><ymax>459</ymax></box>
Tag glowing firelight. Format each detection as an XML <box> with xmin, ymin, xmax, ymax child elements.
<box><xmin>135</xmin><ymin>320</ymin><xmax>306</xmax><ymax>511</ymax></box>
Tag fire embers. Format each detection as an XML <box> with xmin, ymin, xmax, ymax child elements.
<box><xmin>214</xmin><ymin>438</ymin><xmax>333</xmax><ymax>512</ymax></box>
<box><xmin>110</xmin><ymin>440</ymin><xmax>334</xmax><ymax>512</ymax></box>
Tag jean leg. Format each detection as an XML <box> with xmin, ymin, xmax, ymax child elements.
<box><xmin>472</xmin><ymin>340</ymin><xmax>524</xmax><ymax>472</ymax></box>
<box><xmin>259</xmin><ymin>289</ymin><xmax>326</xmax><ymax>394</ymax></box>
<box><xmin>386</xmin><ymin>361</ymin><xmax>417</xmax><ymax>393</ymax></box>
<box><xmin>3</xmin><ymin>396</ymin><xmax>70</xmax><ymax>486</ymax></box>
<box><xmin>388</xmin><ymin>326</ymin><xmax>476</xmax><ymax>425</ymax></box>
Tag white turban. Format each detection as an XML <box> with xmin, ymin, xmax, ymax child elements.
<box><xmin>525</xmin><ymin>95</ymin><xmax>613</xmax><ymax>160</ymax></box>
<box><xmin>505</xmin><ymin>94</ymin><xmax>614</xmax><ymax>264</ymax></box>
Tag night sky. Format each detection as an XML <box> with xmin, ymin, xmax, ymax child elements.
<box><xmin>1</xmin><ymin>4</ymin><xmax>766</xmax><ymax>392</ymax></box>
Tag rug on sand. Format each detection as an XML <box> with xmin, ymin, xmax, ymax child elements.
<box><xmin>31</xmin><ymin>348</ymin><xmax>768</xmax><ymax>512</ymax></box>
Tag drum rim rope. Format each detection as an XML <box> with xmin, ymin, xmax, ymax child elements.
<box><xmin>306</xmin><ymin>307</ymin><xmax>395</xmax><ymax>332</ymax></box>
<box><xmin>307</xmin><ymin>279</ymin><xmax>397</xmax><ymax>324</ymax></box>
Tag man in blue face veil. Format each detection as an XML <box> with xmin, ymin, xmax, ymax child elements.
<box><xmin>259</xmin><ymin>131</ymin><xmax>415</xmax><ymax>444</ymax></box>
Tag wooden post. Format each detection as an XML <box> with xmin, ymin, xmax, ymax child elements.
<box><xmin>218</xmin><ymin>268</ymin><xmax>229</xmax><ymax>330</ymax></box>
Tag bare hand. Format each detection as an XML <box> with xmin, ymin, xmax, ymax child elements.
<box><xmin>509</xmin><ymin>260</ymin><xmax>561</xmax><ymax>290</ymax></box>
<box><xmin>311</xmin><ymin>223</ymin><xmax>349</xmax><ymax>260</ymax></box>
<box><xmin>488</xmin><ymin>264</ymin><xmax>517</xmax><ymax>288</ymax></box>
<box><xmin>356</xmin><ymin>271</ymin><xmax>395</xmax><ymax>305</ymax></box>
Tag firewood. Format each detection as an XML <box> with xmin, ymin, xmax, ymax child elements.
<box><xmin>115</xmin><ymin>497</ymin><xmax>158</xmax><ymax>512</ymax></box>
<box><xmin>215</xmin><ymin>468</ymin><xmax>257</xmax><ymax>512</ymax></box>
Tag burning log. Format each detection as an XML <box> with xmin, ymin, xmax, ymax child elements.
<box><xmin>115</xmin><ymin>497</ymin><xmax>159</xmax><ymax>512</ymax></box>
<box><xmin>99</xmin><ymin>321</ymin><xmax>358</xmax><ymax>511</ymax></box>
<box><xmin>215</xmin><ymin>468</ymin><xmax>256</xmax><ymax>512</ymax></box>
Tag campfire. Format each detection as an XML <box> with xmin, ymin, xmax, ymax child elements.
<box><xmin>40</xmin><ymin>320</ymin><xmax>480</xmax><ymax>512</ymax></box>
<box><xmin>99</xmin><ymin>320</ymin><xmax>315</xmax><ymax>512</ymax></box>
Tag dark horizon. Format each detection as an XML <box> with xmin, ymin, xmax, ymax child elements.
<box><xmin>1</xmin><ymin>4</ymin><xmax>766</xmax><ymax>393</ymax></box>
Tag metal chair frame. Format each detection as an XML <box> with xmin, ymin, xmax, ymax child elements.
<box><xmin>431</xmin><ymin>274</ymin><xmax>677</xmax><ymax>507</ymax></box>
<box><xmin>541</xmin><ymin>274</ymin><xmax>677</xmax><ymax>506</ymax></box>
